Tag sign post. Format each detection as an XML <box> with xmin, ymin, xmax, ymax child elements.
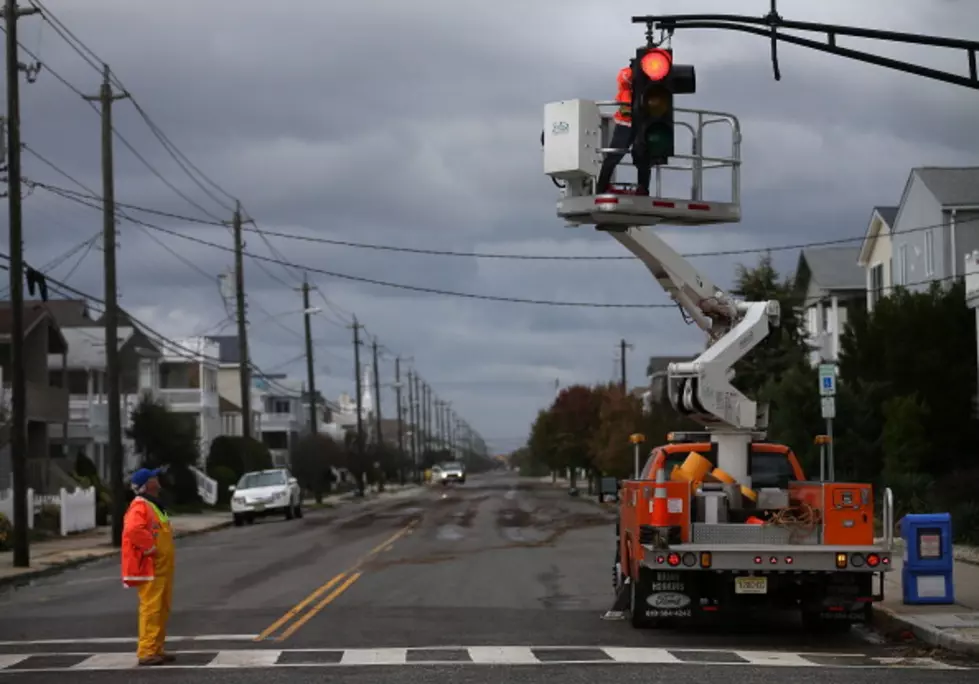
<box><xmin>629</xmin><ymin>433</ymin><xmax>646</xmax><ymax>479</ymax></box>
<box><xmin>818</xmin><ymin>364</ymin><xmax>837</xmax><ymax>481</ymax></box>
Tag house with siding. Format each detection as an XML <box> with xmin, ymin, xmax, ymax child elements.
<box><xmin>888</xmin><ymin>167</ymin><xmax>979</xmax><ymax>295</ymax></box>
<box><xmin>856</xmin><ymin>206</ymin><xmax>898</xmax><ymax>312</ymax></box>
<box><xmin>795</xmin><ymin>246</ymin><xmax>866</xmax><ymax>366</ymax></box>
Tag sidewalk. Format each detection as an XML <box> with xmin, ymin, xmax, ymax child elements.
<box><xmin>0</xmin><ymin>483</ymin><xmax>421</xmax><ymax>588</ymax></box>
<box><xmin>872</xmin><ymin>544</ymin><xmax>979</xmax><ymax>657</ymax></box>
<box><xmin>0</xmin><ymin>512</ymin><xmax>231</xmax><ymax>588</ymax></box>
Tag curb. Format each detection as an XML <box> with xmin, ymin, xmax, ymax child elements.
<box><xmin>0</xmin><ymin>520</ymin><xmax>233</xmax><ymax>590</ymax></box>
<box><xmin>871</xmin><ymin>604</ymin><xmax>979</xmax><ymax>657</ymax></box>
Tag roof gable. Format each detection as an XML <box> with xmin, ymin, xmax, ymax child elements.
<box><xmin>914</xmin><ymin>167</ymin><xmax>979</xmax><ymax>207</ymax></box>
<box><xmin>857</xmin><ymin>205</ymin><xmax>898</xmax><ymax>266</ymax></box>
<box><xmin>798</xmin><ymin>246</ymin><xmax>865</xmax><ymax>293</ymax></box>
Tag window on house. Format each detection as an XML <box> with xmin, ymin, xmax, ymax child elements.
<box><xmin>870</xmin><ymin>263</ymin><xmax>884</xmax><ymax>306</ymax></box>
<box><xmin>924</xmin><ymin>230</ymin><xmax>935</xmax><ymax>277</ymax></box>
<box><xmin>821</xmin><ymin>304</ymin><xmax>829</xmax><ymax>333</ymax></box>
<box><xmin>898</xmin><ymin>244</ymin><xmax>909</xmax><ymax>285</ymax></box>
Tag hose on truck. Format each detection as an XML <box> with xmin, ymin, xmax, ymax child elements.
<box><xmin>763</xmin><ymin>501</ymin><xmax>822</xmax><ymax>542</ymax></box>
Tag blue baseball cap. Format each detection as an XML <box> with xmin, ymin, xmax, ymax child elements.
<box><xmin>130</xmin><ymin>468</ymin><xmax>162</xmax><ymax>489</ymax></box>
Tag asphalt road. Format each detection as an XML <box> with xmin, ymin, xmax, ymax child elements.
<box><xmin>0</xmin><ymin>472</ymin><xmax>973</xmax><ymax>682</ymax></box>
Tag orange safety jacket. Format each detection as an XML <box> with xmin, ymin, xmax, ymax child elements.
<box><xmin>120</xmin><ymin>496</ymin><xmax>168</xmax><ymax>588</ymax></box>
<box><xmin>613</xmin><ymin>66</ymin><xmax>633</xmax><ymax>125</ymax></box>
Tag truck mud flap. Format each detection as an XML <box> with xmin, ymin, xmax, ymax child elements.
<box><xmin>633</xmin><ymin>569</ymin><xmax>698</xmax><ymax>626</ymax></box>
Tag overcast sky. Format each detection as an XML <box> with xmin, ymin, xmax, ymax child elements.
<box><xmin>5</xmin><ymin>0</ymin><xmax>978</xmax><ymax>453</ymax></box>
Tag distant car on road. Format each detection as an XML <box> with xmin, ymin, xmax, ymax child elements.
<box><xmin>229</xmin><ymin>468</ymin><xmax>303</xmax><ymax>526</ymax></box>
<box><xmin>435</xmin><ymin>461</ymin><xmax>466</xmax><ymax>485</ymax></box>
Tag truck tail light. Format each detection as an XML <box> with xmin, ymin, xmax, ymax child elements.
<box><xmin>836</xmin><ymin>553</ymin><xmax>848</xmax><ymax>569</ymax></box>
<box><xmin>866</xmin><ymin>553</ymin><xmax>880</xmax><ymax>567</ymax></box>
<box><xmin>667</xmin><ymin>553</ymin><xmax>681</xmax><ymax>567</ymax></box>
<box><xmin>700</xmin><ymin>552</ymin><xmax>712</xmax><ymax>568</ymax></box>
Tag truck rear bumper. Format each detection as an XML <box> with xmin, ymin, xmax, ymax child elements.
<box><xmin>641</xmin><ymin>543</ymin><xmax>892</xmax><ymax>573</ymax></box>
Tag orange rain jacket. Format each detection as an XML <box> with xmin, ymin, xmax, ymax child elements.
<box><xmin>121</xmin><ymin>496</ymin><xmax>165</xmax><ymax>587</ymax></box>
<box><xmin>613</xmin><ymin>66</ymin><xmax>633</xmax><ymax>125</ymax></box>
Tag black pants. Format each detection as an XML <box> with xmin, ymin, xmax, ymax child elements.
<box><xmin>596</xmin><ymin>124</ymin><xmax>651</xmax><ymax>194</ymax></box>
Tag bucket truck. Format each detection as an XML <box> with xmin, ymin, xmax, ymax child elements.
<box><xmin>542</xmin><ymin>91</ymin><xmax>895</xmax><ymax>631</ymax></box>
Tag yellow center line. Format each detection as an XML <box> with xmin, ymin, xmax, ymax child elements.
<box><xmin>254</xmin><ymin>573</ymin><xmax>347</xmax><ymax>642</ymax></box>
<box><xmin>274</xmin><ymin>571</ymin><xmax>363</xmax><ymax>642</ymax></box>
<box><xmin>255</xmin><ymin>519</ymin><xmax>417</xmax><ymax>641</ymax></box>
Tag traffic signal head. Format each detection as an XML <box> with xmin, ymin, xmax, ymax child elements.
<box><xmin>631</xmin><ymin>47</ymin><xmax>697</xmax><ymax>164</ymax></box>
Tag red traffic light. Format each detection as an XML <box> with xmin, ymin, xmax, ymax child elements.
<box><xmin>640</xmin><ymin>49</ymin><xmax>672</xmax><ymax>81</ymax></box>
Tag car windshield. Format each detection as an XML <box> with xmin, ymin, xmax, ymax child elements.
<box><xmin>443</xmin><ymin>462</ymin><xmax>463</xmax><ymax>470</ymax></box>
<box><xmin>237</xmin><ymin>471</ymin><xmax>286</xmax><ymax>489</ymax></box>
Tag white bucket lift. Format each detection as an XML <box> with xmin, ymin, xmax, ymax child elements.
<box><xmin>543</xmin><ymin>98</ymin><xmax>773</xmax><ymax>487</ymax></box>
<box><xmin>543</xmin><ymin>99</ymin><xmax>742</xmax><ymax>228</ymax></box>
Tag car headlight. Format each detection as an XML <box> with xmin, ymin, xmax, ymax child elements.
<box><xmin>233</xmin><ymin>496</ymin><xmax>245</xmax><ymax>505</ymax></box>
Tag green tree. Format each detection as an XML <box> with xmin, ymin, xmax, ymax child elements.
<box><xmin>839</xmin><ymin>280</ymin><xmax>978</xmax><ymax>477</ymax></box>
<box><xmin>730</xmin><ymin>253</ymin><xmax>811</xmax><ymax>397</ymax></box>
<box><xmin>126</xmin><ymin>397</ymin><xmax>201</xmax><ymax>505</ymax></box>
<box><xmin>291</xmin><ymin>433</ymin><xmax>345</xmax><ymax>502</ymax></box>
<box><xmin>548</xmin><ymin>384</ymin><xmax>605</xmax><ymax>489</ymax></box>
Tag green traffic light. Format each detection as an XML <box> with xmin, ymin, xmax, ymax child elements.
<box><xmin>645</xmin><ymin>124</ymin><xmax>674</xmax><ymax>158</ymax></box>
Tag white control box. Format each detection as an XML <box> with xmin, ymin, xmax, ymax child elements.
<box><xmin>543</xmin><ymin>99</ymin><xmax>603</xmax><ymax>180</ymax></box>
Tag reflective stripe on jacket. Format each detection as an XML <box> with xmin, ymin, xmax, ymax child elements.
<box><xmin>613</xmin><ymin>66</ymin><xmax>633</xmax><ymax>125</ymax></box>
<box><xmin>121</xmin><ymin>496</ymin><xmax>169</xmax><ymax>587</ymax></box>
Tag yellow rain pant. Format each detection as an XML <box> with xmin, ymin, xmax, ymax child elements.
<box><xmin>136</xmin><ymin>518</ymin><xmax>175</xmax><ymax>660</ymax></box>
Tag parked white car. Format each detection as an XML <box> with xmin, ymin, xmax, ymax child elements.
<box><xmin>229</xmin><ymin>468</ymin><xmax>302</xmax><ymax>526</ymax></box>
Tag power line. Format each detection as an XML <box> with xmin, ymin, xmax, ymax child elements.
<box><xmin>28</xmin><ymin>181</ymin><xmax>973</xmax><ymax>264</ymax></box>
<box><xmin>0</xmin><ymin>253</ymin><xmax>301</xmax><ymax>398</ymax></box>
<box><xmin>38</xmin><ymin>181</ymin><xmax>979</xmax><ymax>310</ymax></box>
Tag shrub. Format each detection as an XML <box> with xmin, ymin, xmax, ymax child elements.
<box><xmin>0</xmin><ymin>513</ymin><xmax>12</xmax><ymax>551</ymax></box>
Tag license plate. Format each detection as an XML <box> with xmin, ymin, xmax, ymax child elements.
<box><xmin>253</xmin><ymin>504</ymin><xmax>265</xmax><ymax>512</ymax></box>
<box><xmin>735</xmin><ymin>577</ymin><xmax>768</xmax><ymax>595</ymax></box>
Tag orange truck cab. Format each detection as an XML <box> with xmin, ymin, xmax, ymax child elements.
<box><xmin>614</xmin><ymin>433</ymin><xmax>894</xmax><ymax>632</ymax></box>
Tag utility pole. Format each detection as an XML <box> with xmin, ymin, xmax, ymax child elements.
<box><xmin>394</xmin><ymin>357</ymin><xmax>405</xmax><ymax>485</ymax></box>
<box><xmin>406</xmin><ymin>369</ymin><xmax>416</xmax><ymax>481</ymax></box>
<box><xmin>300</xmin><ymin>278</ymin><xmax>316</xmax><ymax>434</ymax></box>
<box><xmin>84</xmin><ymin>64</ymin><xmax>128</xmax><ymax>548</ymax></box>
<box><xmin>352</xmin><ymin>318</ymin><xmax>365</xmax><ymax>496</ymax></box>
<box><xmin>230</xmin><ymin>203</ymin><xmax>252</xmax><ymax>441</ymax></box>
<box><xmin>619</xmin><ymin>339</ymin><xmax>633</xmax><ymax>394</ymax></box>
<box><xmin>371</xmin><ymin>339</ymin><xmax>383</xmax><ymax>448</ymax></box>
<box><xmin>411</xmin><ymin>373</ymin><xmax>421</xmax><ymax>477</ymax></box>
<box><xmin>425</xmin><ymin>385</ymin><xmax>433</xmax><ymax>456</ymax></box>
<box><xmin>5</xmin><ymin>0</ymin><xmax>39</xmax><ymax>567</ymax></box>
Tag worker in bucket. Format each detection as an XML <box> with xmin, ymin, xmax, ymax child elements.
<box><xmin>595</xmin><ymin>60</ymin><xmax>651</xmax><ymax>196</ymax></box>
<box><xmin>121</xmin><ymin>467</ymin><xmax>176</xmax><ymax>666</ymax></box>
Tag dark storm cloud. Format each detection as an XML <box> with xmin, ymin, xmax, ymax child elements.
<box><xmin>5</xmin><ymin>0</ymin><xmax>978</xmax><ymax>451</ymax></box>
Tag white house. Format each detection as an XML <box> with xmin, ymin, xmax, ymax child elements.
<box><xmin>254</xmin><ymin>374</ymin><xmax>305</xmax><ymax>467</ymax></box>
<box><xmin>47</xmin><ymin>325</ymin><xmax>163</xmax><ymax>482</ymax></box>
<box><xmin>205</xmin><ymin>335</ymin><xmax>265</xmax><ymax>439</ymax></box>
<box><xmin>856</xmin><ymin>206</ymin><xmax>898</xmax><ymax>312</ymax></box>
<box><xmin>159</xmin><ymin>336</ymin><xmax>222</xmax><ymax>466</ymax></box>
<box><xmin>795</xmin><ymin>246</ymin><xmax>866</xmax><ymax>366</ymax></box>
<box><xmin>887</xmin><ymin>167</ymin><xmax>979</xmax><ymax>296</ymax></box>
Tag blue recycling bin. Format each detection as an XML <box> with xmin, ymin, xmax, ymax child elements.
<box><xmin>899</xmin><ymin>513</ymin><xmax>954</xmax><ymax>605</ymax></box>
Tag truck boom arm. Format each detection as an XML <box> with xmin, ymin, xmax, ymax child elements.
<box><xmin>609</xmin><ymin>225</ymin><xmax>780</xmax><ymax>431</ymax></box>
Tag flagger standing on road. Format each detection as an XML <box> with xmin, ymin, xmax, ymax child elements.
<box><xmin>121</xmin><ymin>467</ymin><xmax>176</xmax><ymax>667</ymax></box>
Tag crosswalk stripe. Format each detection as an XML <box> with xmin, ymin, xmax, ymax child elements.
<box><xmin>0</xmin><ymin>656</ymin><xmax>28</xmax><ymax>670</ymax></box>
<box><xmin>603</xmin><ymin>647</ymin><xmax>680</xmax><ymax>663</ymax></box>
<box><xmin>467</xmin><ymin>646</ymin><xmax>538</xmax><ymax>664</ymax></box>
<box><xmin>339</xmin><ymin>648</ymin><xmax>408</xmax><ymax>665</ymax></box>
<box><xmin>732</xmin><ymin>651</ymin><xmax>818</xmax><ymax>667</ymax></box>
<box><xmin>208</xmin><ymin>650</ymin><xmax>282</xmax><ymax>668</ymax></box>
<box><xmin>72</xmin><ymin>653</ymin><xmax>136</xmax><ymax>670</ymax></box>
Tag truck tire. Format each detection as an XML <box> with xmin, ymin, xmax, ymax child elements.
<box><xmin>629</xmin><ymin>566</ymin><xmax>657</xmax><ymax>629</ymax></box>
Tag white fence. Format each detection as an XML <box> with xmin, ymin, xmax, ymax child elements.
<box><xmin>0</xmin><ymin>487</ymin><xmax>96</xmax><ymax>535</ymax></box>
<box><xmin>0</xmin><ymin>487</ymin><xmax>34</xmax><ymax>530</ymax></box>
<box><xmin>59</xmin><ymin>488</ymin><xmax>96</xmax><ymax>535</ymax></box>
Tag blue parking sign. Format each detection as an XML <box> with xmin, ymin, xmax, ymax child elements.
<box><xmin>818</xmin><ymin>364</ymin><xmax>836</xmax><ymax>396</ymax></box>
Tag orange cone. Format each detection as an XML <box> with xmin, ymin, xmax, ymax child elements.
<box><xmin>651</xmin><ymin>466</ymin><xmax>669</xmax><ymax>528</ymax></box>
